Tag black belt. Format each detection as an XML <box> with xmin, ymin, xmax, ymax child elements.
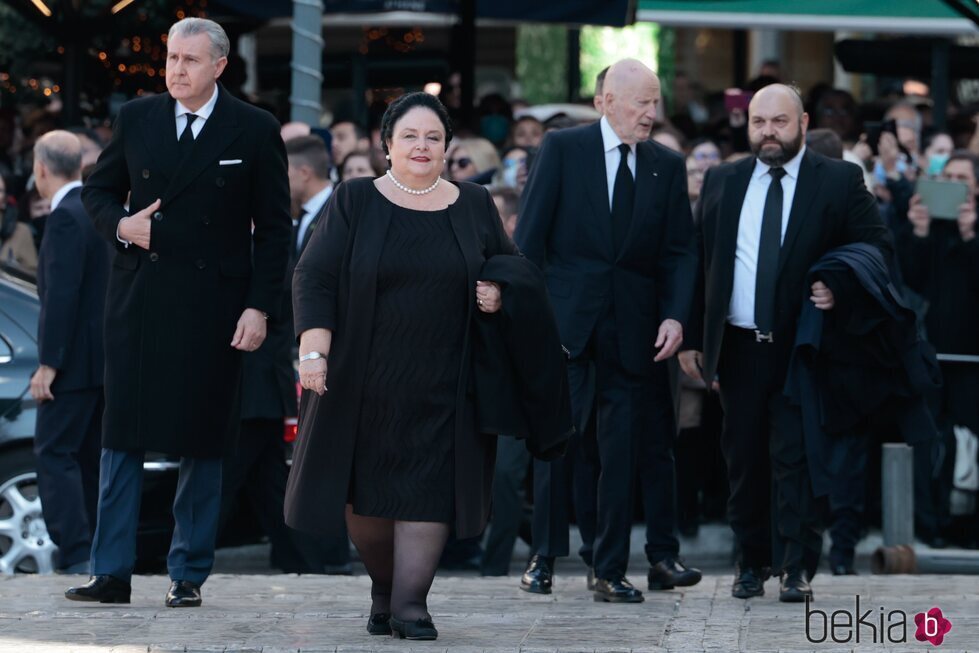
<box><xmin>725</xmin><ymin>324</ymin><xmax>775</xmax><ymax>344</ymax></box>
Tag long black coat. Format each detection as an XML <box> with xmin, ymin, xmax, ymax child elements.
<box><xmin>284</xmin><ymin>178</ymin><xmax>517</xmax><ymax>539</ymax></box>
<box><xmin>82</xmin><ymin>85</ymin><xmax>292</xmax><ymax>458</ymax></box>
<box><xmin>688</xmin><ymin>150</ymin><xmax>893</xmax><ymax>384</ymax></box>
<box><xmin>36</xmin><ymin>187</ymin><xmax>111</xmax><ymax>393</ymax></box>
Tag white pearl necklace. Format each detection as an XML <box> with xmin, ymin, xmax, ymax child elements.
<box><xmin>386</xmin><ymin>169</ymin><xmax>440</xmax><ymax>195</ymax></box>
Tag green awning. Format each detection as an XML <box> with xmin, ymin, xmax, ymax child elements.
<box><xmin>636</xmin><ymin>0</ymin><xmax>978</xmax><ymax>35</ymax></box>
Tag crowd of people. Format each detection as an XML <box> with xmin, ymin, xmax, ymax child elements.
<box><xmin>3</xmin><ymin>14</ymin><xmax>979</xmax><ymax>642</ymax></box>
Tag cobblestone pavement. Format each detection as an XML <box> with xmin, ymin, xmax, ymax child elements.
<box><xmin>0</xmin><ymin>572</ymin><xmax>975</xmax><ymax>652</ymax></box>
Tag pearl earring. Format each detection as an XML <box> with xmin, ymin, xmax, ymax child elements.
<box><xmin>385</xmin><ymin>154</ymin><xmax>391</xmax><ymax>160</ymax></box>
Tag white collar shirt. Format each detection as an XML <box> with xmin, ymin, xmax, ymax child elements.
<box><xmin>50</xmin><ymin>180</ymin><xmax>83</xmax><ymax>211</ymax></box>
<box><xmin>174</xmin><ymin>84</ymin><xmax>219</xmax><ymax>141</ymax></box>
<box><xmin>727</xmin><ymin>145</ymin><xmax>807</xmax><ymax>329</ymax></box>
<box><xmin>297</xmin><ymin>184</ymin><xmax>334</xmax><ymax>251</ymax></box>
<box><xmin>600</xmin><ymin>115</ymin><xmax>636</xmax><ymax>211</ymax></box>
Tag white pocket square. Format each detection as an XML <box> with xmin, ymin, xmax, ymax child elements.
<box><xmin>219</xmin><ymin>159</ymin><xmax>243</xmax><ymax>166</ymax></box>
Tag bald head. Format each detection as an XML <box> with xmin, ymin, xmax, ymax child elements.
<box><xmin>747</xmin><ymin>84</ymin><xmax>808</xmax><ymax>167</ymax></box>
<box><xmin>748</xmin><ymin>83</ymin><xmax>804</xmax><ymax>120</ymax></box>
<box><xmin>603</xmin><ymin>58</ymin><xmax>661</xmax><ymax>144</ymax></box>
<box><xmin>280</xmin><ymin>121</ymin><xmax>312</xmax><ymax>142</ymax></box>
<box><xmin>33</xmin><ymin>130</ymin><xmax>82</xmax><ymax>199</ymax></box>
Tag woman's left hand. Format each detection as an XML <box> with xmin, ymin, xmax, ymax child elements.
<box><xmin>476</xmin><ymin>280</ymin><xmax>502</xmax><ymax>313</ymax></box>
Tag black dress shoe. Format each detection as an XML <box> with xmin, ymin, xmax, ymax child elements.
<box><xmin>778</xmin><ymin>568</ymin><xmax>813</xmax><ymax>603</ymax></box>
<box><xmin>165</xmin><ymin>580</ymin><xmax>202</xmax><ymax>608</ymax></box>
<box><xmin>367</xmin><ymin>613</ymin><xmax>391</xmax><ymax>635</ymax></box>
<box><xmin>520</xmin><ymin>554</ymin><xmax>554</xmax><ymax>594</ymax></box>
<box><xmin>731</xmin><ymin>566</ymin><xmax>769</xmax><ymax>599</ymax></box>
<box><xmin>648</xmin><ymin>557</ymin><xmax>702</xmax><ymax>590</ymax></box>
<box><xmin>593</xmin><ymin>577</ymin><xmax>644</xmax><ymax>603</ymax></box>
<box><xmin>586</xmin><ymin>566</ymin><xmax>596</xmax><ymax>591</ymax></box>
<box><xmin>65</xmin><ymin>575</ymin><xmax>131</xmax><ymax>604</ymax></box>
<box><xmin>389</xmin><ymin>616</ymin><xmax>438</xmax><ymax>640</ymax></box>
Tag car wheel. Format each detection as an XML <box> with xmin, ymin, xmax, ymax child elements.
<box><xmin>0</xmin><ymin>448</ymin><xmax>57</xmax><ymax>574</ymax></box>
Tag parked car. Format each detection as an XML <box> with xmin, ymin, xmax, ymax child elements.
<box><xmin>0</xmin><ymin>267</ymin><xmax>278</xmax><ymax>573</ymax></box>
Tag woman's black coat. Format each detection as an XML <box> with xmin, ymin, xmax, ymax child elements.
<box><xmin>284</xmin><ymin>178</ymin><xmax>517</xmax><ymax>539</ymax></box>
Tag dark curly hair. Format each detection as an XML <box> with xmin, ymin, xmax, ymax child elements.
<box><xmin>379</xmin><ymin>92</ymin><xmax>453</xmax><ymax>157</ymax></box>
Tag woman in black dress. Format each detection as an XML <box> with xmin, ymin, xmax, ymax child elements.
<box><xmin>285</xmin><ymin>92</ymin><xmax>517</xmax><ymax>640</ymax></box>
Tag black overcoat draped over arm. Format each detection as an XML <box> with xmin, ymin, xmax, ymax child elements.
<box><xmin>81</xmin><ymin>86</ymin><xmax>292</xmax><ymax>458</ymax></box>
<box><xmin>285</xmin><ymin>178</ymin><xmax>518</xmax><ymax>539</ymax></box>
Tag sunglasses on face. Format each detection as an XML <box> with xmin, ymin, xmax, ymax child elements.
<box><xmin>448</xmin><ymin>157</ymin><xmax>473</xmax><ymax>168</ymax></box>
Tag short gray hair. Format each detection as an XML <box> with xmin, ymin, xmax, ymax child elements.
<box><xmin>168</xmin><ymin>17</ymin><xmax>230</xmax><ymax>61</ymax></box>
<box><xmin>34</xmin><ymin>130</ymin><xmax>82</xmax><ymax>179</ymax></box>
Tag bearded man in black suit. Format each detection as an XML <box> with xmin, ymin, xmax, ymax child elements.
<box><xmin>680</xmin><ymin>84</ymin><xmax>891</xmax><ymax>602</ymax></box>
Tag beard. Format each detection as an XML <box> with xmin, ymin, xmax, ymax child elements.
<box><xmin>751</xmin><ymin>128</ymin><xmax>804</xmax><ymax>167</ymax></box>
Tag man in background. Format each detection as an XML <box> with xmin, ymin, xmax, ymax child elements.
<box><xmin>30</xmin><ymin>130</ymin><xmax>111</xmax><ymax>574</ymax></box>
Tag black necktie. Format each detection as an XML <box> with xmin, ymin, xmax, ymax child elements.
<box><xmin>178</xmin><ymin>113</ymin><xmax>198</xmax><ymax>157</ymax></box>
<box><xmin>611</xmin><ymin>143</ymin><xmax>634</xmax><ymax>252</ymax></box>
<box><xmin>754</xmin><ymin>166</ymin><xmax>787</xmax><ymax>334</ymax></box>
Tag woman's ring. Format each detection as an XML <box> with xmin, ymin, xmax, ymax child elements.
<box><xmin>478</xmin><ymin>299</ymin><xmax>484</xmax><ymax>306</ymax></box>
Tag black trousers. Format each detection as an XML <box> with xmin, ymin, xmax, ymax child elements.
<box><xmin>827</xmin><ymin>429</ymin><xmax>870</xmax><ymax>569</ymax></box>
<box><xmin>532</xmin><ymin>309</ymin><xmax>678</xmax><ymax>579</ymax></box>
<box><xmin>481</xmin><ymin>435</ymin><xmax>531</xmax><ymax>575</ymax></box>
<box><xmin>717</xmin><ymin>325</ymin><xmax>822</xmax><ymax>577</ymax></box>
<box><xmin>221</xmin><ymin>418</ymin><xmax>349</xmax><ymax>572</ymax></box>
<box><xmin>33</xmin><ymin>388</ymin><xmax>102</xmax><ymax>569</ymax></box>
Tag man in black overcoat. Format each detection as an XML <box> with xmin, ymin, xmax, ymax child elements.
<box><xmin>66</xmin><ymin>17</ymin><xmax>291</xmax><ymax>607</ymax></box>
<box><xmin>514</xmin><ymin>59</ymin><xmax>700</xmax><ymax>603</ymax></box>
<box><xmin>680</xmin><ymin>84</ymin><xmax>891</xmax><ymax>602</ymax></box>
<box><xmin>30</xmin><ymin>131</ymin><xmax>111</xmax><ymax>574</ymax></box>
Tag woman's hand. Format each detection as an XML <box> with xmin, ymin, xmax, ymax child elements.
<box><xmin>476</xmin><ymin>281</ymin><xmax>502</xmax><ymax>313</ymax></box>
<box><xmin>299</xmin><ymin>358</ymin><xmax>328</xmax><ymax>396</ymax></box>
<box><xmin>298</xmin><ymin>328</ymin><xmax>332</xmax><ymax>396</ymax></box>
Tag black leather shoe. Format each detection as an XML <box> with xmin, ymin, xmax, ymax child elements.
<box><xmin>731</xmin><ymin>566</ymin><xmax>769</xmax><ymax>599</ymax></box>
<box><xmin>593</xmin><ymin>577</ymin><xmax>644</xmax><ymax>603</ymax></box>
<box><xmin>65</xmin><ymin>575</ymin><xmax>131</xmax><ymax>604</ymax></box>
<box><xmin>165</xmin><ymin>580</ymin><xmax>202</xmax><ymax>608</ymax></box>
<box><xmin>648</xmin><ymin>557</ymin><xmax>702</xmax><ymax>590</ymax></box>
<box><xmin>520</xmin><ymin>554</ymin><xmax>554</xmax><ymax>594</ymax></box>
<box><xmin>586</xmin><ymin>566</ymin><xmax>595</xmax><ymax>591</ymax></box>
<box><xmin>389</xmin><ymin>616</ymin><xmax>438</xmax><ymax>640</ymax></box>
<box><xmin>778</xmin><ymin>568</ymin><xmax>813</xmax><ymax>603</ymax></box>
<box><xmin>367</xmin><ymin>613</ymin><xmax>391</xmax><ymax>635</ymax></box>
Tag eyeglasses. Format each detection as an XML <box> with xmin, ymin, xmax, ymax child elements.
<box><xmin>447</xmin><ymin>157</ymin><xmax>473</xmax><ymax>169</ymax></box>
<box><xmin>692</xmin><ymin>151</ymin><xmax>720</xmax><ymax>161</ymax></box>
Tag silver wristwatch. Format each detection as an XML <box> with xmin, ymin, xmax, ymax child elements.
<box><xmin>299</xmin><ymin>351</ymin><xmax>326</xmax><ymax>362</ymax></box>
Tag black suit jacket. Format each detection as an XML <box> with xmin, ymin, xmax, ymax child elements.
<box><xmin>36</xmin><ymin>187</ymin><xmax>111</xmax><ymax>393</ymax></box>
<box><xmin>689</xmin><ymin>149</ymin><xmax>892</xmax><ymax>384</ymax></box>
<box><xmin>82</xmin><ymin>84</ymin><xmax>292</xmax><ymax>458</ymax></box>
<box><xmin>514</xmin><ymin>121</ymin><xmax>696</xmax><ymax>376</ymax></box>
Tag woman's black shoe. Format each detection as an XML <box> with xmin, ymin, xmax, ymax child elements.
<box><xmin>367</xmin><ymin>613</ymin><xmax>391</xmax><ymax>635</ymax></box>
<box><xmin>390</xmin><ymin>615</ymin><xmax>438</xmax><ymax>640</ymax></box>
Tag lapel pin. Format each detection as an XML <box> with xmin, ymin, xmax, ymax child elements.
<box><xmin>652</xmin><ymin>172</ymin><xmax>658</xmax><ymax>176</ymax></box>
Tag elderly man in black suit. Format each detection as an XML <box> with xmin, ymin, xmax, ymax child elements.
<box><xmin>30</xmin><ymin>130</ymin><xmax>111</xmax><ymax>575</ymax></box>
<box><xmin>66</xmin><ymin>17</ymin><xmax>291</xmax><ymax>607</ymax></box>
<box><xmin>680</xmin><ymin>84</ymin><xmax>891</xmax><ymax>602</ymax></box>
<box><xmin>515</xmin><ymin>58</ymin><xmax>701</xmax><ymax>603</ymax></box>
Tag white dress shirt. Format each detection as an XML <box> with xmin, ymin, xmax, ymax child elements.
<box><xmin>600</xmin><ymin>116</ymin><xmax>636</xmax><ymax>210</ymax></box>
<box><xmin>296</xmin><ymin>184</ymin><xmax>333</xmax><ymax>252</ymax></box>
<box><xmin>50</xmin><ymin>180</ymin><xmax>83</xmax><ymax>211</ymax></box>
<box><xmin>727</xmin><ymin>145</ymin><xmax>807</xmax><ymax>329</ymax></box>
<box><xmin>175</xmin><ymin>84</ymin><xmax>219</xmax><ymax>141</ymax></box>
